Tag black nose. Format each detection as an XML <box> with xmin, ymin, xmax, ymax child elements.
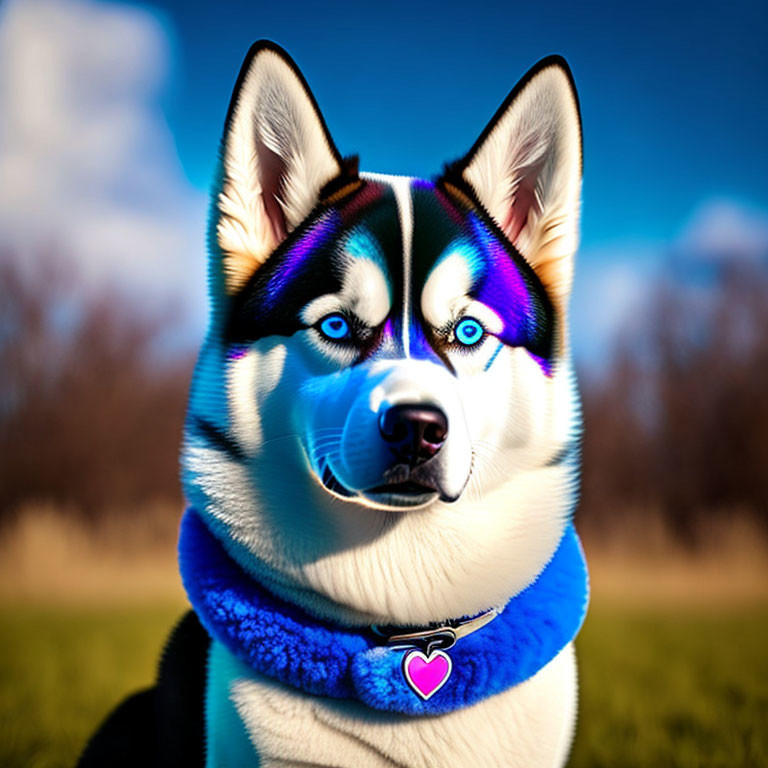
<box><xmin>378</xmin><ymin>404</ymin><xmax>448</xmax><ymax>467</ymax></box>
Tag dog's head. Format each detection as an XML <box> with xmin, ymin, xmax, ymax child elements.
<box><xmin>183</xmin><ymin>42</ymin><xmax>582</xmax><ymax>626</ymax></box>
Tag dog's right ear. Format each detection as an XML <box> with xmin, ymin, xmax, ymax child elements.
<box><xmin>441</xmin><ymin>56</ymin><xmax>582</xmax><ymax>320</ymax></box>
<box><xmin>212</xmin><ymin>42</ymin><xmax>350</xmax><ymax>296</ymax></box>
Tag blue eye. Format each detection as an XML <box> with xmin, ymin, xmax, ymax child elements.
<box><xmin>318</xmin><ymin>313</ymin><xmax>351</xmax><ymax>341</ymax></box>
<box><xmin>455</xmin><ymin>317</ymin><xmax>484</xmax><ymax>346</ymax></box>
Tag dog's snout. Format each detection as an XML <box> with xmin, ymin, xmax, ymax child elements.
<box><xmin>378</xmin><ymin>404</ymin><xmax>448</xmax><ymax>467</ymax></box>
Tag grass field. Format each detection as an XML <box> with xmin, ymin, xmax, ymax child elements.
<box><xmin>1</xmin><ymin>510</ymin><xmax>767</xmax><ymax>767</ymax></box>
<box><xmin>1</xmin><ymin>601</ymin><xmax>766</xmax><ymax>767</ymax></box>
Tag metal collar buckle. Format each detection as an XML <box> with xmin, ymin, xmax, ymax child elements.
<box><xmin>371</xmin><ymin>607</ymin><xmax>500</xmax><ymax>654</ymax></box>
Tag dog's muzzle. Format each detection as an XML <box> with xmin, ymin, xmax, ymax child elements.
<box><xmin>364</xmin><ymin>403</ymin><xmax>450</xmax><ymax>507</ymax></box>
<box><xmin>316</xmin><ymin>402</ymin><xmax>456</xmax><ymax>509</ymax></box>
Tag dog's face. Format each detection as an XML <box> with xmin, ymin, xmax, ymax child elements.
<box><xmin>183</xmin><ymin>43</ymin><xmax>582</xmax><ymax>626</ymax></box>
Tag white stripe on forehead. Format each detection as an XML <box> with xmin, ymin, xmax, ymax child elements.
<box><xmin>361</xmin><ymin>172</ymin><xmax>414</xmax><ymax>357</ymax></box>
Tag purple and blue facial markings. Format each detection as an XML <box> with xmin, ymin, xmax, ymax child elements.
<box><xmin>225</xmin><ymin>178</ymin><xmax>554</xmax><ymax>376</ymax></box>
<box><xmin>343</xmin><ymin>227</ymin><xmax>391</xmax><ymax>293</ymax></box>
<box><xmin>227</xmin><ymin>209</ymin><xmax>344</xmax><ymax>343</ymax></box>
<box><xmin>407</xmin><ymin>321</ymin><xmax>443</xmax><ymax>363</ymax></box>
<box><xmin>465</xmin><ymin>213</ymin><xmax>554</xmax><ymax>375</ymax></box>
<box><xmin>410</xmin><ymin>184</ymin><xmax>555</xmax><ymax>375</ymax></box>
<box><xmin>466</xmin><ymin>214</ymin><xmax>534</xmax><ymax>342</ymax></box>
<box><xmin>484</xmin><ymin>341</ymin><xmax>505</xmax><ymax>372</ymax></box>
<box><xmin>226</xmin><ymin>182</ymin><xmax>401</xmax><ymax>350</ymax></box>
<box><xmin>261</xmin><ymin>211</ymin><xmax>340</xmax><ymax>312</ymax></box>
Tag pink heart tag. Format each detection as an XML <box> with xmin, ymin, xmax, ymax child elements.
<box><xmin>402</xmin><ymin>649</ymin><xmax>453</xmax><ymax>700</ymax></box>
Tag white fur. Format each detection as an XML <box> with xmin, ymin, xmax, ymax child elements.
<box><xmin>186</xmin><ymin>51</ymin><xmax>585</xmax><ymax>767</ymax></box>
<box><xmin>217</xmin><ymin>49</ymin><xmax>341</xmax><ymax>293</ymax></box>
<box><xmin>462</xmin><ymin>63</ymin><xmax>581</xmax><ymax>321</ymax></box>
<box><xmin>206</xmin><ymin>640</ymin><xmax>578</xmax><ymax>767</ymax></box>
<box><xmin>228</xmin><ymin>345</ymin><xmax>287</xmax><ymax>456</ymax></box>
<box><xmin>363</xmin><ymin>173</ymin><xmax>414</xmax><ymax>356</ymax></box>
<box><xmin>421</xmin><ymin>248</ymin><xmax>504</xmax><ymax>337</ymax></box>
<box><xmin>185</xmin><ymin>341</ymin><xmax>576</xmax><ymax>627</ymax></box>
<box><xmin>185</xmin><ymin>169</ymin><xmax>580</xmax><ymax>627</ymax></box>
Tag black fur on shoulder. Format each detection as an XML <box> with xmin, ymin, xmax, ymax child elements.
<box><xmin>77</xmin><ymin>611</ymin><xmax>210</xmax><ymax>767</ymax></box>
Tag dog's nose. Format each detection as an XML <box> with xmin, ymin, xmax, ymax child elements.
<box><xmin>378</xmin><ymin>404</ymin><xmax>448</xmax><ymax>467</ymax></box>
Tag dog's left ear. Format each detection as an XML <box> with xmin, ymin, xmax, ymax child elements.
<box><xmin>444</xmin><ymin>56</ymin><xmax>582</xmax><ymax>314</ymax></box>
<box><xmin>214</xmin><ymin>42</ymin><xmax>353</xmax><ymax>295</ymax></box>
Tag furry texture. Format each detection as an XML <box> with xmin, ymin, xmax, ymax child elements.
<box><xmin>209</xmin><ymin>641</ymin><xmax>578</xmax><ymax>767</ymax></box>
<box><xmin>185</xmin><ymin>53</ymin><xmax>583</xmax><ymax>630</ymax></box>
<box><xmin>216</xmin><ymin>46</ymin><xmax>342</xmax><ymax>294</ymax></box>
<box><xmin>179</xmin><ymin>508</ymin><xmax>588</xmax><ymax>716</ymax></box>
<box><xmin>181</xmin><ymin>44</ymin><xmax>587</xmax><ymax>767</ymax></box>
<box><xmin>79</xmin><ymin>45</ymin><xmax>588</xmax><ymax>768</ymax></box>
<box><xmin>461</xmin><ymin>61</ymin><xmax>581</xmax><ymax>325</ymax></box>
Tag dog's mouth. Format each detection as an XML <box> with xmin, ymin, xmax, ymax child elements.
<box><xmin>319</xmin><ymin>460</ymin><xmax>356</xmax><ymax>499</ymax></box>
<box><xmin>317</xmin><ymin>458</ymin><xmax>441</xmax><ymax>509</ymax></box>
<box><xmin>362</xmin><ymin>480</ymin><xmax>439</xmax><ymax>509</ymax></box>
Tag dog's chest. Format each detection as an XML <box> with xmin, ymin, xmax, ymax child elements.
<box><xmin>204</xmin><ymin>640</ymin><xmax>578</xmax><ymax>768</ymax></box>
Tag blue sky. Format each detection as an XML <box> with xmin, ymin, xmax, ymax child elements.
<box><xmin>141</xmin><ymin>0</ymin><xmax>768</xmax><ymax>248</ymax></box>
<box><xmin>0</xmin><ymin>0</ymin><xmax>766</xmax><ymax>364</ymax></box>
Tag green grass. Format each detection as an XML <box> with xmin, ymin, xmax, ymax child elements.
<box><xmin>1</xmin><ymin>602</ymin><xmax>766</xmax><ymax>767</ymax></box>
<box><xmin>571</xmin><ymin>606</ymin><xmax>768</xmax><ymax>768</ymax></box>
<box><xmin>0</xmin><ymin>602</ymin><xmax>184</xmax><ymax>768</ymax></box>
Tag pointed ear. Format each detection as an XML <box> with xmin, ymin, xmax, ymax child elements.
<box><xmin>446</xmin><ymin>56</ymin><xmax>582</xmax><ymax>315</ymax></box>
<box><xmin>214</xmin><ymin>42</ymin><xmax>351</xmax><ymax>295</ymax></box>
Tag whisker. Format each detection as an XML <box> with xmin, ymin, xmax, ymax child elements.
<box><xmin>310</xmin><ymin>436</ymin><xmax>343</xmax><ymax>449</ymax></box>
<box><xmin>470</xmin><ymin>441</ymin><xmax>511</xmax><ymax>486</ymax></box>
<box><xmin>310</xmin><ymin>445</ymin><xmax>342</xmax><ymax>462</ymax></box>
<box><xmin>249</xmin><ymin>433</ymin><xmax>301</xmax><ymax>450</ymax></box>
<box><xmin>467</xmin><ymin>457</ymin><xmax>483</xmax><ymax>505</ymax></box>
<box><xmin>309</xmin><ymin>435</ymin><xmax>345</xmax><ymax>447</ymax></box>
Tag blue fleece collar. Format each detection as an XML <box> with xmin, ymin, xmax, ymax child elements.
<box><xmin>179</xmin><ymin>509</ymin><xmax>588</xmax><ymax>716</ymax></box>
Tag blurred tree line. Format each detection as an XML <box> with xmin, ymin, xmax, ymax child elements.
<box><xmin>0</xmin><ymin>257</ymin><xmax>194</xmax><ymax>520</ymax></box>
<box><xmin>1</xmin><ymin>250</ymin><xmax>766</xmax><ymax>544</ymax></box>
<box><xmin>580</xmin><ymin>257</ymin><xmax>768</xmax><ymax>543</ymax></box>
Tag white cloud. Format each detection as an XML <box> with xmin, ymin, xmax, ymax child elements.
<box><xmin>570</xmin><ymin>241</ymin><xmax>663</xmax><ymax>369</ymax></box>
<box><xmin>673</xmin><ymin>199</ymin><xmax>768</xmax><ymax>267</ymax></box>
<box><xmin>572</xmin><ymin>198</ymin><xmax>768</xmax><ymax>370</ymax></box>
<box><xmin>0</xmin><ymin>0</ymin><xmax>208</xmax><ymax>338</ymax></box>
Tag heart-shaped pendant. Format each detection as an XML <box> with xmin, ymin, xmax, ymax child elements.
<box><xmin>402</xmin><ymin>648</ymin><xmax>452</xmax><ymax>700</ymax></box>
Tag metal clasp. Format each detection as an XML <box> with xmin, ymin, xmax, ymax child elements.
<box><xmin>371</xmin><ymin>607</ymin><xmax>500</xmax><ymax>653</ymax></box>
<box><xmin>371</xmin><ymin>624</ymin><xmax>457</xmax><ymax>653</ymax></box>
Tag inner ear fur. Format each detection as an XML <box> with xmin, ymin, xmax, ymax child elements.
<box><xmin>214</xmin><ymin>41</ymin><xmax>353</xmax><ymax>295</ymax></box>
<box><xmin>442</xmin><ymin>56</ymin><xmax>582</xmax><ymax>321</ymax></box>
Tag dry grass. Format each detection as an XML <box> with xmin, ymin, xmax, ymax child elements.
<box><xmin>1</xmin><ymin>504</ymin><xmax>766</xmax><ymax>608</ymax></box>
<box><xmin>582</xmin><ymin>509</ymin><xmax>768</xmax><ymax>608</ymax></box>
<box><xmin>0</xmin><ymin>503</ymin><xmax>186</xmax><ymax>605</ymax></box>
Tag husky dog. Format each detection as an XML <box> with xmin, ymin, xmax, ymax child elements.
<box><xmin>80</xmin><ymin>41</ymin><xmax>586</xmax><ymax>768</ymax></box>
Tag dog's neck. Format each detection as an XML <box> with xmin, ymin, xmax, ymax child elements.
<box><xmin>179</xmin><ymin>508</ymin><xmax>588</xmax><ymax>715</ymax></box>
